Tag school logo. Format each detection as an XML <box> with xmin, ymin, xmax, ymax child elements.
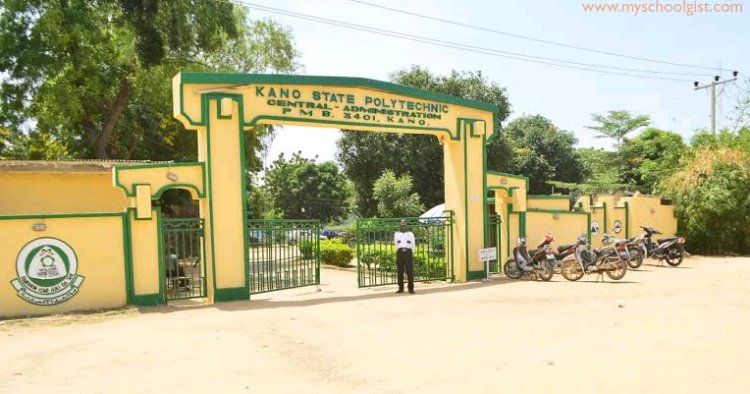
<box><xmin>10</xmin><ymin>238</ymin><xmax>85</xmax><ymax>306</ymax></box>
<box><xmin>591</xmin><ymin>221</ymin><xmax>600</xmax><ymax>236</ymax></box>
<box><xmin>613</xmin><ymin>220</ymin><xmax>623</xmax><ymax>234</ymax></box>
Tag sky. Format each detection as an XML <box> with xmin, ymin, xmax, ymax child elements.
<box><xmin>251</xmin><ymin>0</ymin><xmax>750</xmax><ymax>166</ymax></box>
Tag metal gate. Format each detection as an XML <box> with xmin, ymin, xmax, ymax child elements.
<box><xmin>488</xmin><ymin>215</ymin><xmax>502</xmax><ymax>274</ymax></box>
<box><xmin>161</xmin><ymin>217</ymin><xmax>206</xmax><ymax>301</ymax></box>
<box><xmin>247</xmin><ymin>219</ymin><xmax>321</xmax><ymax>294</ymax></box>
<box><xmin>356</xmin><ymin>215</ymin><xmax>454</xmax><ymax>288</ymax></box>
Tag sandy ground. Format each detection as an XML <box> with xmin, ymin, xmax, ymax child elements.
<box><xmin>2</xmin><ymin>256</ymin><xmax>749</xmax><ymax>394</ymax></box>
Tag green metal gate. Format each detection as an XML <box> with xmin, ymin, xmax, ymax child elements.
<box><xmin>161</xmin><ymin>217</ymin><xmax>207</xmax><ymax>301</ymax></box>
<box><xmin>488</xmin><ymin>215</ymin><xmax>502</xmax><ymax>274</ymax></box>
<box><xmin>356</xmin><ymin>215</ymin><xmax>454</xmax><ymax>288</ymax></box>
<box><xmin>247</xmin><ymin>219</ymin><xmax>321</xmax><ymax>294</ymax></box>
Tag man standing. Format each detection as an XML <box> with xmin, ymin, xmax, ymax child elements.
<box><xmin>394</xmin><ymin>219</ymin><xmax>415</xmax><ymax>294</ymax></box>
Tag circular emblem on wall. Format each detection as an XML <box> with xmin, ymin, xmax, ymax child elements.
<box><xmin>10</xmin><ymin>238</ymin><xmax>85</xmax><ymax>306</ymax></box>
<box><xmin>591</xmin><ymin>221</ymin><xmax>600</xmax><ymax>236</ymax></box>
<box><xmin>613</xmin><ymin>220</ymin><xmax>623</xmax><ymax>234</ymax></box>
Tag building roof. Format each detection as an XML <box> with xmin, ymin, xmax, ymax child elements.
<box><xmin>0</xmin><ymin>160</ymin><xmax>173</xmax><ymax>173</ymax></box>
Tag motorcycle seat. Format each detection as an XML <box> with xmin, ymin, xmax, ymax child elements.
<box><xmin>657</xmin><ymin>237</ymin><xmax>679</xmax><ymax>244</ymax></box>
<box><xmin>557</xmin><ymin>244</ymin><xmax>575</xmax><ymax>253</ymax></box>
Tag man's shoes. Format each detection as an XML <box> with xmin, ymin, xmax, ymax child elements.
<box><xmin>395</xmin><ymin>289</ymin><xmax>404</xmax><ymax>294</ymax></box>
<box><xmin>408</xmin><ymin>289</ymin><xmax>415</xmax><ymax>294</ymax></box>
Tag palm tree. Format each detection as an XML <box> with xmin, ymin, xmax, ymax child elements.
<box><xmin>587</xmin><ymin>110</ymin><xmax>650</xmax><ymax>149</ymax></box>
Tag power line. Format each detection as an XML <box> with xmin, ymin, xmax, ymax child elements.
<box><xmin>224</xmin><ymin>0</ymin><xmax>696</xmax><ymax>82</ymax></box>
<box><xmin>346</xmin><ymin>0</ymin><xmax>735</xmax><ymax>74</ymax></box>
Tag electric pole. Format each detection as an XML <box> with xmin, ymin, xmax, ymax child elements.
<box><xmin>694</xmin><ymin>71</ymin><xmax>738</xmax><ymax>134</ymax></box>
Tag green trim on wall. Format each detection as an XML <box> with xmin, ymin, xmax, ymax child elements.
<box><xmin>153</xmin><ymin>183</ymin><xmax>205</xmax><ymax>200</ymax></box>
<box><xmin>527</xmin><ymin>195</ymin><xmax>570</xmax><ymax>200</ymax></box>
<box><xmin>526</xmin><ymin>209</ymin><xmax>590</xmax><ymax>215</ymax></box>
<box><xmin>603</xmin><ymin>202</ymin><xmax>608</xmax><ymax>234</ymax></box>
<box><xmin>0</xmin><ymin>212</ymin><xmax>124</xmax><ymax>220</ymax></box>
<box><xmin>132</xmin><ymin>294</ymin><xmax>164</xmax><ymax>306</ymax></box>
<box><xmin>215</xmin><ymin>287</ymin><xmax>250</xmax><ymax>302</ymax></box>
<box><xmin>113</xmin><ymin>162</ymin><xmax>206</xmax><ymax>198</ymax></box>
<box><xmin>624</xmin><ymin>202</ymin><xmax>630</xmax><ymax>238</ymax></box>
<box><xmin>155</xmin><ymin>206</ymin><xmax>166</xmax><ymax>304</ymax></box>
<box><xmin>122</xmin><ymin>210</ymin><xmax>135</xmax><ymax>304</ymax></box>
<box><xmin>506</xmin><ymin>203</ymin><xmax>513</xmax><ymax>257</ymax></box>
<box><xmin>462</xmin><ymin>121</ymin><xmax>470</xmax><ymax>281</ymax></box>
<box><xmin>467</xmin><ymin>270</ymin><xmax>487</xmax><ymax>280</ymax></box>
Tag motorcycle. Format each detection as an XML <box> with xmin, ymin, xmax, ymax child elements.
<box><xmin>560</xmin><ymin>235</ymin><xmax>628</xmax><ymax>281</ymax></box>
<box><xmin>638</xmin><ymin>226</ymin><xmax>687</xmax><ymax>267</ymax></box>
<box><xmin>503</xmin><ymin>237</ymin><xmax>554</xmax><ymax>281</ymax></box>
<box><xmin>601</xmin><ymin>233</ymin><xmax>642</xmax><ymax>269</ymax></box>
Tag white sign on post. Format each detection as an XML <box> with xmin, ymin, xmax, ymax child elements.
<box><xmin>479</xmin><ymin>247</ymin><xmax>497</xmax><ymax>281</ymax></box>
<box><xmin>479</xmin><ymin>247</ymin><xmax>497</xmax><ymax>262</ymax></box>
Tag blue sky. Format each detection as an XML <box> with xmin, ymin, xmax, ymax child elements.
<box><xmin>255</xmin><ymin>0</ymin><xmax>750</xmax><ymax>165</ymax></box>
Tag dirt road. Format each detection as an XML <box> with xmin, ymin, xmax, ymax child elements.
<box><xmin>2</xmin><ymin>256</ymin><xmax>749</xmax><ymax>393</ymax></box>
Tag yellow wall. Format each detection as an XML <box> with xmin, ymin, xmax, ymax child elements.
<box><xmin>129</xmin><ymin>209</ymin><xmax>161</xmax><ymax>298</ymax></box>
<box><xmin>590</xmin><ymin>206</ymin><xmax>606</xmax><ymax>247</ymax></box>
<box><xmin>525</xmin><ymin>211</ymin><xmax>589</xmax><ymax>249</ymax></box>
<box><xmin>0</xmin><ymin>214</ymin><xmax>127</xmax><ymax>317</ymax></box>
<box><xmin>527</xmin><ymin>197</ymin><xmax>569</xmax><ymax>210</ymax></box>
<box><xmin>0</xmin><ymin>173</ymin><xmax>127</xmax><ymax>215</ymax></box>
<box><xmin>624</xmin><ymin>194</ymin><xmax>677</xmax><ymax>238</ymax></box>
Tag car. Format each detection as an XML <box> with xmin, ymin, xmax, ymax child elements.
<box><xmin>320</xmin><ymin>229</ymin><xmax>341</xmax><ymax>239</ymax></box>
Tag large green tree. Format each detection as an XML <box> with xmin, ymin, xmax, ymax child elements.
<box><xmin>372</xmin><ymin>170</ymin><xmax>425</xmax><ymax>217</ymax></box>
<box><xmin>337</xmin><ymin>66</ymin><xmax>512</xmax><ymax>217</ymax></box>
<box><xmin>618</xmin><ymin>128</ymin><xmax>685</xmax><ymax>193</ymax></box>
<box><xmin>504</xmin><ymin>115</ymin><xmax>585</xmax><ymax>194</ymax></box>
<box><xmin>264</xmin><ymin>152</ymin><xmax>353</xmax><ymax>223</ymax></box>
<box><xmin>587</xmin><ymin>110</ymin><xmax>650</xmax><ymax>149</ymax></box>
<box><xmin>0</xmin><ymin>1</ymin><xmax>298</xmax><ymax>166</ymax></box>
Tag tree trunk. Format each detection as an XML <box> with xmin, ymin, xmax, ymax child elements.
<box><xmin>92</xmin><ymin>77</ymin><xmax>132</xmax><ymax>159</ymax></box>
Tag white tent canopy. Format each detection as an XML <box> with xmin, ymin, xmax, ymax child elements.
<box><xmin>420</xmin><ymin>203</ymin><xmax>445</xmax><ymax>220</ymax></box>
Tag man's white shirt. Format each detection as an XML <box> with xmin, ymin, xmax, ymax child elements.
<box><xmin>394</xmin><ymin>231</ymin><xmax>415</xmax><ymax>251</ymax></box>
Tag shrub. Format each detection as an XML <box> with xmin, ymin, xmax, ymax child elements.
<box><xmin>320</xmin><ymin>239</ymin><xmax>355</xmax><ymax>267</ymax></box>
<box><xmin>299</xmin><ymin>240</ymin><xmax>314</xmax><ymax>259</ymax></box>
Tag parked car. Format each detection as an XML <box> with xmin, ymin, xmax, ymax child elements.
<box><xmin>320</xmin><ymin>229</ymin><xmax>341</xmax><ymax>239</ymax></box>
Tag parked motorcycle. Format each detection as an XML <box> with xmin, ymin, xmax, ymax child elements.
<box><xmin>503</xmin><ymin>237</ymin><xmax>554</xmax><ymax>281</ymax></box>
<box><xmin>560</xmin><ymin>235</ymin><xmax>628</xmax><ymax>281</ymax></box>
<box><xmin>638</xmin><ymin>226</ymin><xmax>687</xmax><ymax>266</ymax></box>
<box><xmin>602</xmin><ymin>233</ymin><xmax>642</xmax><ymax>269</ymax></box>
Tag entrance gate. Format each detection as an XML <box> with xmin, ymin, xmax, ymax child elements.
<box><xmin>247</xmin><ymin>219</ymin><xmax>321</xmax><ymax>294</ymax></box>
<box><xmin>356</xmin><ymin>216</ymin><xmax>454</xmax><ymax>288</ymax></box>
<box><xmin>161</xmin><ymin>217</ymin><xmax>207</xmax><ymax>301</ymax></box>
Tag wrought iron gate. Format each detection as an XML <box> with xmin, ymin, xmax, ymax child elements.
<box><xmin>356</xmin><ymin>215</ymin><xmax>454</xmax><ymax>288</ymax></box>
<box><xmin>488</xmin><ymin>215</ymin><xmax>502</xmax><ymax>274</ymax></box>
<box><xmin>161</xmin><ymin>217</ymin><xmax>206</xmax><ymax>301</ymax></box>
<box><xmin>247</xmin><ymin>219</ymin><xmax>321</xmax><ymax>294</ymax></box>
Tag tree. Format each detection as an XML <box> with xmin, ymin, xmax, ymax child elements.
<box><xmin>337</xmin><ymin>66</ymin><xmax>511</xmax><ymax>216</ymax></box>
<box><xmin>587</xmin><ymin>110</ymin><xmax>650</xmax><ymax>149</ymax></box>
<box><xmin>372</xmin><ymin>170</ymin><xmax>425</xmax><ymax>217</ymax></box>
<box><xmin>618</xmin><ymin>128</ymin><xmax>685</xmax><ymax>193</ymax></box>
<box><xmin>504</xmin><ymin>115</ymin><xmax>585</xmax><ymax>194</ymax></box>
<box><xmin>661</xmin><ymin>144</ymin><xmax>750</xmax><ymax>255</ymax></box>
<box><xmin>264</xmin><ymin>152</ymin><xmax>353</xmax><ymax>223</ymax></box>
<box><xmin>0</xmin><ymin>1</ymin><xmax>298</xmax><ymax>165</ymax></box>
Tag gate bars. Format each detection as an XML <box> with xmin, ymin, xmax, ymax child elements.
<box><xmin>161</xmin><ymin>217</ymin><xmax>207</xmax><ymax>300</ymax></box>
<box><xmin>356</xmin><ymin>214</ymin><xmax>454</xmax><ymax>288</ymax></box>
<box><xmin>247</xmin><ymin>219</ymin><xmax>321</xmax><ymax>294</ymax></box>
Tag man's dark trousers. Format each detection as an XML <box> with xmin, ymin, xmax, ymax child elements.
<box><xmin>397</xmin><ymin>249</ymin><xmax>414</xmax><ymax>292</ymax></box>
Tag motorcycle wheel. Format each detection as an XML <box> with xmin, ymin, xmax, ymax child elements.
<box><xmin>503</xmin><ymin>258</ymin><xmax>523</xmax><ymax>279</ymax></box>
<box><xmin>537</xmin><ymin>261</ymin><xmax>554</xmax><ymax>282</ymax></box>
<box><xmin>665</xmin><ymin>251</ymin><xmax>683</xmax><ymax>267</ymax></box>
<box><xmin>560</xmin><ymin>260</ymin><xmax>583</xmax><ymax>281</ymax></box>
<box><xmin>627</xmin><ymin>247</ymin><xmax>643</xmax><ymax>269</ymax></box>
<box><xmin>605</xmin><ymin>258</ymin><xmax>628</xmax><ymax>280</ymax></box>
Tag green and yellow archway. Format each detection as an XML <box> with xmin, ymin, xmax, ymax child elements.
<box><xmin>172</xmin><ymin>72</ymin><xmax>500</xmax><ymax>301</ymax></box>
